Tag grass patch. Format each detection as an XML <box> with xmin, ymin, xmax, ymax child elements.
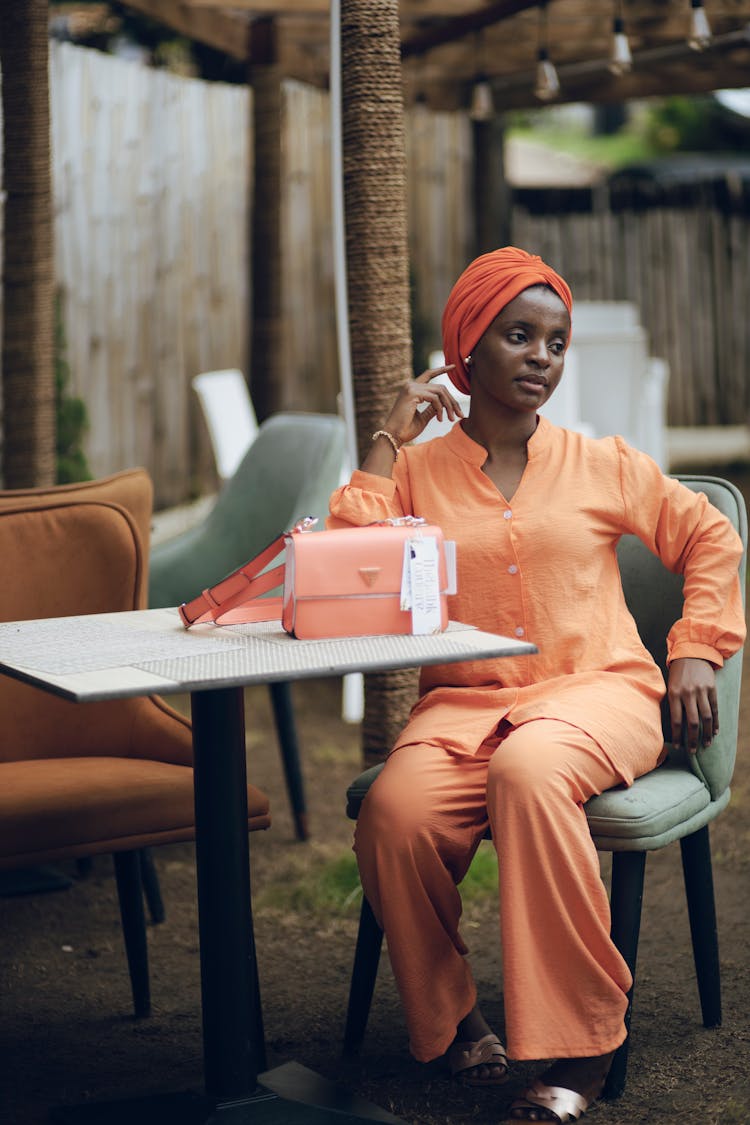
<box><xmin>257</xmin><ymin>840</ymin><xmax>499</xmax><ymax>919</ymax></box>
<box><xmin>459</xmin><ymin>841</ymin><xmax>499</xmax><ymax>903</ymax></box>
<box><xmin>309</xmin><ymin>741</ymin><xmax>361</xmax><ymax>767</ymax></box>
<box><xmin>717</xmin><ymin>1099</ymin><xmax>750</xmax><ymax>1125</ymax></box>
<box><xmin>509</xmin><ymin>122</ymin><xmax>658</xmax><ymax>171</ymax></box>
<box><xmin>258</xmin><ymin>850</ymin><xmax>363</xmax><ymax>916</ymax></box>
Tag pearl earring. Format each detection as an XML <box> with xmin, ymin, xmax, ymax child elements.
<box><xmin>464</xmin><ymin>354</ymin><xmax>473</xmax><ymax>366</ymax></box>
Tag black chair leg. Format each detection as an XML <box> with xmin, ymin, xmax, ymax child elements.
<box><xmin>268</xmin><ymin>680</ymin><xmax>309</xmax><ymax>841</ymax></box>
<box><xmin>680</xmin><ymin>825</ymin><xmax>721</xmax><ymax>1028</ymax></box>
<box><xmin>139</xmin><ymin>847</ymin><xmax>165</xmax><ymax>924</ymax></box>
<box><xmin>603</xmin><ymin>849</ymin><xmax>646</xmax><ymax>1100</ymax></box>
<box><xmin>343</xmin><ymin>895</ymin><xmax>384</xmax><ymax>1056</ymax></box>
<box><xmin>113</xmin><ymin>850</ymin><xmax>151</xmax><ymax>1018</ymax></box>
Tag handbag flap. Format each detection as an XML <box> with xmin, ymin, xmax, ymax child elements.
<box><xmin>286</xmin><ymin>525</ymin><xmax>449</xmax><ymax>599</ymax></box>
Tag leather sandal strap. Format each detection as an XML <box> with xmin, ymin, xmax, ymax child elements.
<box><xmin>522</xmin><ymin>1081</ymin><xmax>590</xmax><ymax>1122</ymax></box>
<box><xmin>448</xmin><ymin>1032</ymin><xmax>508</xmax><ymax>1077</ymax></box>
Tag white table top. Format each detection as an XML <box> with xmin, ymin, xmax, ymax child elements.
<box><xmin>0</xmin><ymin>608</ymin><xmax>536</xmax><ymax>702</ymax></box>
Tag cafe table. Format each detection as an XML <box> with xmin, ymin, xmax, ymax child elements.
<box><xmin>0</xmin><ymin>607</ymin><xmax>535</xmax><ymax>1124</ymax></box>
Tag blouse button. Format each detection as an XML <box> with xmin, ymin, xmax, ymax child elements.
<box><xmin>503</xmin><ymin>510</ymin><xmax>512</xmax><ymax>520</ymax></box>
<box><xmin>515</xmin><ymin>626</ymin><xmax>525</xmax><ymax>637</ymax></box>
<box><xmin>508</xmin><ymin>564</ymin><xmax>518</xmax><ymax>575</ymax></box>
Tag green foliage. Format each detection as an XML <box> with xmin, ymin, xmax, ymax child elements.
<box><xmin>643</xmin><ymin>96</ymin><xmax>735</xmax><ymax>153</ymax></box>
<box><xmin>508</xmin><ymin>94</ymin><xmax>748</xmax><ymax>173</ymax></box>
<box><xmin>54</xmin><ymin>294</ymin><xmax>92</xmax><ymax>484</ymax></box>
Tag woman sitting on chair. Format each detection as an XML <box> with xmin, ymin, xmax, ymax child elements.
<box><xmin>328</xmin><ymin>247</ymin><xmax>745</xmax><ymax>1122</ymax></box>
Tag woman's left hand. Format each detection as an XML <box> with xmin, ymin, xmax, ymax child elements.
<box><xmin>667</xmin><ymin>657</ymin><xmax>718</xmax><ymax>752</ymax></box>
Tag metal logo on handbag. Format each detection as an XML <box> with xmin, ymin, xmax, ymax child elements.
<box><xmin>179</xmin><ymin>517</ymin><xmax>457</xmax><ymax>639</ymax></box>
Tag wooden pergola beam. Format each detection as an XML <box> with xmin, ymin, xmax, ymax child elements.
<box><xmin>401</xmin><ymin>0</ymin><xmax>538</xmax><ymax>58</ymax></box>
<box><xmin>121</xmin><ymin>0</ymin><xmax>251</xmax><ymax>59</ymax></box>
<box><xmin>182</xmin><ymin>0</ymin><xmax>328</xmax><ymax>11</ymax></box>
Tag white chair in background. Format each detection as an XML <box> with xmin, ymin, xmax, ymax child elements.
<box><xmin>192</xmin><ymin>369</ymin><xmax>259</xmax><ymax>482</ymax></box>
<box><xmin>538</xmin><ymin>345</ymin><xmax>594</xmax><ymax>436</ymax></box>
<box><xmin>568</xmin><ymin>302</ymin><xmax>670</xmax><ymax>468</ymax></box>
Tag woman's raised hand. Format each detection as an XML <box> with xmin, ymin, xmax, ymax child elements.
<box><xmin>360</xmin><ymin>365</ymin><xmax>464</xmax><ymax>477</ymax></box>
<box><xmin>381</xmin><ymin>365</ymin><xmax>463</xmax><ymax>447</ymax></box>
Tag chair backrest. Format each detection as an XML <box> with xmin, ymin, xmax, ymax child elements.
<box><xmin>192</xmin><ymin>369</ymin><xmax>259</xmax><ymax>481</ymax></box>
<box><xmin>0</xmin><ymin>469</ymin><xmax>154</xmax><ymax>606</ymax></box>
<box><xmin>149</xmin><ymin>411</ymin><xmax>348</xmax><ymax>608</ymax></box>
<box><xmin>616</xmin><ymin>475</ymin><xmax>747</xmax><ymax>801</ymax></box>
<box><xmin>0</xmin><ymin>498</ymin><xmax>145</xmax><ymax>763</ymax></box>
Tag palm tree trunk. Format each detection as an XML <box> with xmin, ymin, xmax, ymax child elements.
<box><xmin>341</xmin><ymin>0</ymin><xmax>418</xmax><ymax>767</ymax></box>
<box><xmin>0</xmin><ymin>0</ymin><xmax>56</xmax><ymax>487</ymax></box>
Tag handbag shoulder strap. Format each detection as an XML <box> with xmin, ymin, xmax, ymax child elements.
<box><xmin>178</xmin><ymin>533</ymin><xmax>286</xmax><ymax>627</ymax></box>
<box><xmin>178</xmin><ymin>517</ymin><xmax>319</xmax><ymax>628</ymax></box>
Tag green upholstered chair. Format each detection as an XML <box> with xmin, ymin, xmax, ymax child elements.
<box><xmin>149</xmin><ymin>412</ymin><xmax>348</xmax><ymax>840</ymax></box>
<box><xmin>342</xmin><ymin>475</ymin><xmax>747</xmax><ymax>1100</ymax></box>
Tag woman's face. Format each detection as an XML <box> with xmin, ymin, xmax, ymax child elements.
<box><xmin>468</xmin><ymin>285</ymin><xmax>570</xmax><ymax>416</ymax></box>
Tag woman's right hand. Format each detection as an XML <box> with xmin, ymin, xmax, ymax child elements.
<box><xmin>359</xmin><ymin>364</ymin><xmax>464</xmax><ymax>477</ymax></box>
<box><xmin>381</xmin><ymin>364</ymin><xmax>464</xmax><ymax>447</ymax></box>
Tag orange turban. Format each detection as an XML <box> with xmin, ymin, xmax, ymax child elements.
<box><xmin>441</xmin><ymin>246</ymin><xmax>573</xmax><ymax>394</ymax></box>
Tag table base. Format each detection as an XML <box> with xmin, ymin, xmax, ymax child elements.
<box><xmin>50</xmin><ymin>1062</ymin><xmax>406</xmax><ymax>1125</ymax></box>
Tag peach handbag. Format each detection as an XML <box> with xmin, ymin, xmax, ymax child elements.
<box><xmin>179</xmin><ymin>517</ymin><xmax>456</xmax><ymax>639</ymax></box>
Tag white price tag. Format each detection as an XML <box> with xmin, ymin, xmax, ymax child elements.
<box><xmin>405</xmin><ymin>535</ymin><xmax>442</xmax><ymax>634</ymax></box>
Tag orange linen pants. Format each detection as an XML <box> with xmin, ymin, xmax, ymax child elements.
<box><xmin>354</xmin><ymin>718</ymin><xmax>640</xmax><ymax>1063</ymax></box>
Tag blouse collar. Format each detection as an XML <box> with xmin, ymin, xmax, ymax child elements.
<box><xmin>444</xmin><ymin>413</ymin><xmax>553</xmax><ymax>465</ymax></box>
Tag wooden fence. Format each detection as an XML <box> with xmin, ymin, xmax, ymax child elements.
<box><xmin>1</xmin><ymin>43</ymin><xmax>748</xmax><ymax>506</ymax></box>
<box><xmin>511</xmin><ymin>180</ymin><xmax>750</xmax><ymax>431</ymax></box>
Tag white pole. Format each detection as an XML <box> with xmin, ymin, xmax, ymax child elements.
<box><xmin>330</xmin><ymin>0</ymin><xmax>365</xmax><ymax>723</ymax></box>
<box><xmin>329</xmin><ymin>0</ymin><xmax>359</xmax><ymax>474</ymax></box>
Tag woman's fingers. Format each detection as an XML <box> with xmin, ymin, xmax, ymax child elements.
<box><xmin>411</xmin><ymin>366</ymin><xmax>463</xmax><ymax>423</ymax></box>
<box><xmin>414</xmin><ymin>363</ymin><xmax>456</xmax><ymax>384</ymax></box>
<box><xmin>667</xmin><ymin>657</ymin><xmax>719</xmax><ymax>752</ymax></box>
<box><xmin>380</xmin><ymin>365</ymin><xmax>463</xmax><ymax>444</ymax></box>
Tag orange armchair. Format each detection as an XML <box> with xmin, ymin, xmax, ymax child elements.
<box><xmin>0</xmin><ymin>472</ymin><xmax>271</xmax><ymax>1017</ymax></box>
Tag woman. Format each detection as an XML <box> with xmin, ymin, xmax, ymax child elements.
<box><xmin>328</xmin><ymin>247</ymin><xmax>745</xmax><ymax>1122</ymax></box>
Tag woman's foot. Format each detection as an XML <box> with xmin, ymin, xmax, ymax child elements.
<box><xmin>508</xmin><ymin>1051</ymin><xmax>614</xmax><ymax>1121</ymax></box>
<box><xmin>446</xmin><ymin>1005</ymin><xmax>509</xmax><ymax>1086</ymax></box>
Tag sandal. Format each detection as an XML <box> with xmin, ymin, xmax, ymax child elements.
<box><xmin>509</xmin><ymin>1081</ymin><xmax>590</xmax><ymax>1122</ymax></box>
<box><xmin>447</xmin><ymin>1032</ymin><xmax>509</xmax><ymax>1086</ymax></box>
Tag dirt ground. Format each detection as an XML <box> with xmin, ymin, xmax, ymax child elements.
<box><xmin>2</xmin><ymin>467</ymin><xmax>749</xmax><ymax>1125</ymax></box>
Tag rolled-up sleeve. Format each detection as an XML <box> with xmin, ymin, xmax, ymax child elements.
<box><xmin>327</xmin><ymin>468</ymin><xmax>412</xmax><ymax>528</ymax></box>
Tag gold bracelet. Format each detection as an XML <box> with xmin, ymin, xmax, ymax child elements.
<box><xmin>371</xmin><ymin>430</ymin><xmax>400</xmax><ymax>459</ymax></box>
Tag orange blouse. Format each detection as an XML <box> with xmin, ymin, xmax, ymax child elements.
<box><xmin>328</xmin><ymin>417</ymin><xmax>746</xmax><ymax>780</ymax></box>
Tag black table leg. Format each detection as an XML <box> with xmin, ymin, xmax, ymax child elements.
<box><xmin>191</xmin><ymin>685</ymin><xmax>266</xmax><ymax>1096</ymax></box>
<box><xmin>52</xmin><ymin>685</ymin><xmax>404</xmax><ymax>1124</ymax></box>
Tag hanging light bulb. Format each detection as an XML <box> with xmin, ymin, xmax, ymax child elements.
<box><xmin>688</xmin><ymin>0</ymin><xmax>712</xmax><ymax>50</ymax></box>
<box><xmin>609</xmin><ymin>11</ymin><xmax>633</xmax><ymax>75</ymax></box>
<box><xmin>535</xmin><ymin>48</ymin><xmax>560</xmax><ymax>100</ymax></box>
<box><xmin>534</xmin><ymin>4</ymin><xmax>560</xmax><ymax>102</ymax></box>
<box><xmin>470</xmin><ymin>75</ymin><xmax>494</xmax><ymax>121</ymax></box>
